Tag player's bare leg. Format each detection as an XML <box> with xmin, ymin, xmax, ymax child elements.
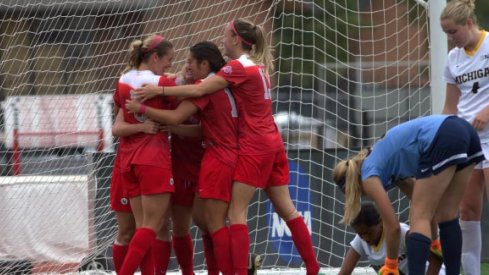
<box><xmin>396</xmin><ymin>179</ymin><xmax>441</xmax><ymax>255</ymax></box>
<box><xmin>266</xmin><ymin>185</ymin><xmax>320</xmax><ymax>275</ymax></box>
<box><xmin>115</xmin><ymin>212</ymin><xmax>136</xmax><ymax>245</ymax></box>
<box><xmin>410</xmin><ymin>165</ymin><xmax>472</xmax><ymax>275</ymax></box>
<box><xmin>192</xmin><ymin>196</ymin><xmax>207</xmax><ymax>231</ymax></box>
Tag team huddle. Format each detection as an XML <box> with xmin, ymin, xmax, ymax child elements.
<box><xmin>108</xmin><ymin>1</ymin><xmax>487</xmax><ymax>275</ymax></box>
<box><xmin>109</xmin><ymin>19</ymin><xmax>319</xmax><ymax>275</ymax></box>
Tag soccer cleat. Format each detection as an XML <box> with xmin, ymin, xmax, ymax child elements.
<box><xmin>248</xmin><ymin>254</ymin><xmax>262</xmax><ymax>275</ymax></box>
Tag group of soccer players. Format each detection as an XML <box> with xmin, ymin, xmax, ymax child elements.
<box><xmin>109</xmin><ymin>18</ymin><xmax>319</xmax><ymax>275</ymax></box>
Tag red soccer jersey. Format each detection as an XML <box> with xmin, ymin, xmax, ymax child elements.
<box><xmin>170</xmin><ymin>114</ymin><xmax>204</xmax><ymax>182</ymax></box>
<box><xmin>113</xmin><ymin>86</ymin><xmax>129</xmax><ymax>150</ymax></box>
<box><xmin>115</xmin><ymin>69</ymin><xmax>175</xmax><ymax>170</ymax></box>
<box><xmin>217</xmin><ymin>55</ymin><xmax>283</xmax><ymax>155</ymax></box>
<box><xmin>190</xmin><ymin>77</ymin><xmax>239</xmax><ymax>166</ymax></box>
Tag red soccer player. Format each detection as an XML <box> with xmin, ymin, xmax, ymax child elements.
<box><xmin>113</xmin><ymin>75</ymin><xmax>201</xmax><ymax>275</ymax></box>
<box><xmin>112</xmin><ymin>50</ymin><xmax>202</xmax><ymax>275</ymax></box>
<box><xmin>114</xmin><ymin>34</ymin><xmax>176</xmax><ymax>275</ymax></box>
<box><xmin>110</xmin><ymin>107</ymin><xmax>159</xmax><ymax>273</ymax></box>
<box><xmin>134</xmin><ymin>20</ymin><xmax>320</xmax><ymax>275</ymax></box>
<box><xmin>169</xmin><ymin>109</ymin><xmax>204</xmax><ymax>275</ymax></box>
<box><xmin>112</xmin><ymin>107</ymin><xmax>175</xmax><ymax>275</ymax></box>
<box><xmin>126</xmin><ymin>41</ymin><xmax>239</xmax><ymax>275</ymax></box>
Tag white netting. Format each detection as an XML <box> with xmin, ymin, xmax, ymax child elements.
<box><xmin>269</xmin><ymin>0</ymin><xmax>428</xmax><ymax>270</ymax></box>
<box><xmin>0</xmin><ymin>0</ymin><xmax>434</xmax><ymax>274</ymax></box>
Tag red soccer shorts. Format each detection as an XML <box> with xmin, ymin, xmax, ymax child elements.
<box><xmin>110</xmin><ymin>163</ymin><xmax>131</xmax><ymax>212</ymax></box>
<box><xmin>234</xmin><ymin>150</ymin><xmax>289</xmax><ymax>189</ymax></box>
<box><xmin>171</xmin><ymin>177</ymin><xmax>197</xmax><ymax>207</ymax></box>
<box><xmin>122</xmin><ymin>164</ymin><xmax>175</xmax><ymax>198</ymax></box>
<box><xmin>198</xmin><ymin>154</ymin><xmax>234</xmax><ymax>202</ymax></box>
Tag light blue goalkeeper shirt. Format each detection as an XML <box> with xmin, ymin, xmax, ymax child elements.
<box><xmin>361</xmin><ymin>115</ymin><xmax>451</xmax><ymax>189</ymax></box>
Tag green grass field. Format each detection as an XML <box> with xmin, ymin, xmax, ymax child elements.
<box><xmin>482</xmin><ymin>263</ymin><xmax>489</xmax><ymax>275</ymax></box>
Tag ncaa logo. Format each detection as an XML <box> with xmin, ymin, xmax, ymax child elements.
<box><xmin>169</xmin><ymin>178</ymin><xmax>174</xmax><ymax>186</ymax></box>
<box><xmin>120</xmin><ymin>198</ymin><xmax>128</xmax><ymax>205</ymax></box>
<box><xmin>267</xmin><ymin>160</ymin><xmax>316</xmax><ymax>265</ymax></box>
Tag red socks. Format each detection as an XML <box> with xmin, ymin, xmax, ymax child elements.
<box><xmin>286</xmin><ymin>217</ymin><xmax>319</xmax><ymax>275</ymax></box>
<box><xmin>118</xmin><ymin>227</ymin><xmax>156</xmax><ymax>275</ymax></box>
<box><xmin>140</xmin><ymin>244</ymin><xmax>155</xmax><ymax>275</ymax></box>
<box><xmin>230</xmin><ymin>224</ymin><xmax>249</xmax><ymax>275</ymax></box>
<box><xmin>153</xmin><ymin>239</ymin><xmax>172</xmax><ymax>275</ymax></box>
<box><xmin>211</xmin><ymin>227</ymin><xmax>233</xmax><ymax>275</ymax></box>
<box><xmin>112</xmin><ymin>243</ymin><xmax>128</xmax><ymax>273</ymax></box>
<box><xmin>173</xmin><ymin>234</ymin><xmax>194</xmax><ymax>275</ymax></box>
<box><xmin>202</xmin><ymin>232</ymin><xmax>219</xmax><ymax>275</ymax></box>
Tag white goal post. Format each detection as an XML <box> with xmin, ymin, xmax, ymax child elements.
<box><xmin>0</xmin><ymin>0</ymin><xmax>444</xmax><ymax>274</ymax></box>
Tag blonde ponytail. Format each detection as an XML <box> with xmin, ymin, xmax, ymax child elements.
<box><xmin>332</xmin><ymin>148</ymin><xmax>370</xmax><ymax>224</ymax></box>
<box><xmin>253</xmin><ymin>24</ymin><xmax>274</xmax><ymax>75</ymax></box>
<box><xmin>232</xmin><ymin>19</ymin><xmax>274</xmax><ymax>74</ymax></box>
<box><xmin>123</xmin><ymin>39</ymin><xmax>144</xmax><ymax>74</ymax></box>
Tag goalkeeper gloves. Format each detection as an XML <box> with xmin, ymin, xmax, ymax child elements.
<box><xmin>430</xmin><ymin>239</ymin><xmax>443</xmax><ymax>259</ymax></box>
<box><xmin>378</xmin><ymin>257</ymin><xmax>399</xmax><ymax>275</ymax></box>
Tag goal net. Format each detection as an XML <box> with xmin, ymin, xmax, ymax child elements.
<box><xmin>0</xmin><ymin>0</ymin><xmax>432</xmax><ymax>274</ymax></box>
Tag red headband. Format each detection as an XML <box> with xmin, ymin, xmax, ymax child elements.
<box><xmin>145</xmin><ymin>35</ymin><xmax>165</xmax><ymax>53</ymax></box>
<box><xmin>229</xmin><ymin>21</ymin><xmax>253</xmax><ymax>46</ymax></box>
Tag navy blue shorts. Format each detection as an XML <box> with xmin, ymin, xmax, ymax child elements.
<box><xmin>417</xmin><ymin>116</ymin><xmax>484</xmax><ymax>179</ymax></box>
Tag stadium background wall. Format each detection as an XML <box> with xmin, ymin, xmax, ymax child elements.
<box><xmin>90</xmin><ymin>148</ymin><xmax>489</xmax><ymax>270</ymax></box>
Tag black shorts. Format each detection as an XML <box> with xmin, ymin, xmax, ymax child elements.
<box><xmin>417</xmin><ymin>116</ymin><xmax>484</xmax><ymax>179</ymax></box>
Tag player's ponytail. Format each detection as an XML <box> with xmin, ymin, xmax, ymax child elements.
<box><xmin>333</xmin><ymin>148</ymin><xmax>370</xmax><ymax>225</ymax></box>
<box><xmin>123</xmin><ymin>34</ymin><xmax>173</xmax><ymax>74</ymax></box>
<box><xmin>124</xmin><ymin>39</ymin><xmax>144</xmax><ymax>73</ymax></box>
<box><xmin>441</xmin><ymin>0</ymin><xmax>477</xmax><ymax>26</ymax></box>
<box><xmin>253</xmin><ymin>24</ymin><xmax>274</xmax><ymax>75</ymax></box>
<box><xmin>232</xmin><ymin>19</ymin><xmax>274</xmax><ymax>74</ymax></box>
